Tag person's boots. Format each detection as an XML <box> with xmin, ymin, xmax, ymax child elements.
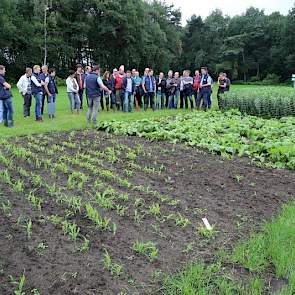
<box><xmin>7</xmin><ymin>120</ymin><xmax>13</xmax><ymax>128</ymax></box>
<box><xmin>3</xmin><ymin>120</ymin><xmax>8</xmax><ymax>127</ymax></box>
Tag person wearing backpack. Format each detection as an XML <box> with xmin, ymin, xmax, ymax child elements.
<box><xmin>0</xmin><ymin>65</ymin><xmax>14</xmax><ymax>127</ymax></box>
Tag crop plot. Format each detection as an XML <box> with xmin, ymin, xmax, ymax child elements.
<box><xmin>0</xmin><ymin>130</ymin><xmax>294</xmax><ymax>294</ymax></box>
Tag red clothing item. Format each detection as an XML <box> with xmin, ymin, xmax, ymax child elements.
<box><xmin>193</xmin><ymin>75</ymin><xmax>200</xmax><ymax>91</ymax></box>
<box><xmin>115</xmin><ymin>74</ymin><xmax>124</xmax><ymax>90</ymax></box>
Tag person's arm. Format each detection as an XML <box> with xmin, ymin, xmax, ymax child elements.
<box><xmin>142</xmin><ymin>76</ymin><xmax>147</xmax><ymax>93</ymax></box>
<box><xmin>44</xmin><ymin>77</ymin><xmax>52</xmax><ymax>96</ymax></box>
<box><xmin>98</xmin><ymin>77</ymin><xmax>111</xmax><ymax>94</ymax></box>
<box><xmin>31</xmin><ymin>75</ymin><xmax>42</xmax><ymax>87</ymax></box>
<box><xmin>16</xmin><ymin>76</ymin><xmax>25</xmax><ymax>94</ymax></box>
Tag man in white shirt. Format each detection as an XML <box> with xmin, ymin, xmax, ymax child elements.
<box><xmin>66</xmin><ymin>70</ymin><xmax>81</xmax><ymax>114</ymax></box>
<box><xmin>17</xmin><ymin>68</ymin><xmax>32</xmax><ymax>118</ymax></box>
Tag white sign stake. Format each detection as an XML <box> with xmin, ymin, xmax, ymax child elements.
<box><xmin>202</xmin><ymin>218</ymin><xmax>213</xmax><ymax>231</ymax></box>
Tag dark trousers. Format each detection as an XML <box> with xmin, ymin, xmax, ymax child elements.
<box><xmin>199</xmin><ymin>90</ymin><xmax>211</xmax><ymax>111</ymax></box>
<box><xmin>165</xmin><ymin>92</ymin><xmax>169</xmax><ymax>108</ymax></box>
<box><xmin>180</xmin><ymin>90</ymin><xmax>184</xmax><ymax>108</ymax></box>
<box><xmin>23</xmin><ymin>94</ymin><xmax>32</xmax><ymax>117</ymax></box>
<box><xmin>144</xmin><ymin>92</ymin><xmax>155</xmax><ymax>111</ymax></box>
<box><xmin>41</xmin><ymin>93</ymin><xmax>47</xmax><ymax>115</ymax></box>
<box><xmin>78</xmin><ymin>89</ymin><xmax>84</xmax><ymax>109</ymax></box>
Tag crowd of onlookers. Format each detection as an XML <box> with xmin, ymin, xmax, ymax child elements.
<box><xmin>0</xmin><ymin>63</ymin><xmax>230</xmax><ymax>127</ymax></box>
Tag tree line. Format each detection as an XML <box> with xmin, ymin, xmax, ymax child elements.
<box><xmin>0</xmin><ymin>0</ymin><xmax>294</xmax><ymax>82</ymax></box>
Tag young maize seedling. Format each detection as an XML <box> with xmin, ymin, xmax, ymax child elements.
<box><xmin>24</xmin><ymin>219</ymin><xmax>32</xmax><ymax>239</ymax></box>
<box><xmin>31</xmin><ymin>288</ymin><xmax>41</xmax><ymax>295</ymax></box>
<box><xmin>13</xmin><ymin>180</ymin><xmax>24</xmax><ymax>193</ymax></box>
<box><xmin>10</xmin><ymin>273</ymin><xmax>26</xmax><ymax>295</ymax></box>
<box><xmin>62</xmin><ymin>220</ymin><xmax>80</xmax><ymax>242</ymax></box>
<box><xmin>197</xmin><ymin>225</ymin><xmax>217</xmax><ymax>240</ymax></box>
<box><xmin>103</xmin><ymin>249</ymin><xmax>123</xmax><ymax>277</ymax></box>
<box><xmin>175</xmin><ymin>213</ymin><xmax>191</xmax><ymax>228</ymax></box>
<box><xmin>0</xmin><ymin>169</ymin><xmax>11</xmax><ymax>184</ymax></box>
<box><xmin>31</xmin><ymin>174</ymin><xmax>42</xmax><ymax>188</ymax></box>
<box><xmin>36</xmin><ymin>242</ymin><xmax>48</xmax><ymax>255</ymax></box>
<box><xmin>2</xmin><ymin>200</ymin><xmax>12</xmax><ymax>217</ymax></box>
<box><xmin>133</xmin><ymin>209</ymin><xmax>144</xmax><ymax>225</ymax></box>
<box><xmin>132</xmin><ymin>241</ymin><xmax>158</xmax><ymax>262</ymax></box>
<box><xmin>78</xmin><ymin>236</ymin><xmax>90</xmax><ymax>253</ymax></box>
<box><xmin>96</xmin><ymin>192</ymin><xmax>114</xmax><ymax>210</ymax></box>
<box><xmin>148</xmin><ymin>203</ymin><xmax>161</xmax><ymax>216</ymax></box>
<box><xmin>27</xmin><ymin>192</ymin><xmax>42</xmax><ymax>211</ymax></box>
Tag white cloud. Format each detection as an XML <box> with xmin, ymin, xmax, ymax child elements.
<box><xmin>165</xmin><ymin>0</ymin><xmax>294</xmax><ymax>25</ymax></box>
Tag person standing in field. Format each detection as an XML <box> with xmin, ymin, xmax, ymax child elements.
<box><xmin>224</xmin><ymin>73</ymin><xmax>231</xmax><ymax>92</ymax></box>
<box><xmin>217</xmin><ymin>72</ymin><xmax>227</xmax><ymax>109</ymax></box>
<box><xmin>165</xmin><ymin>70</ymin><xmax>174</xmax><ymax>109</ymax></box>
<box><xmin>102</xmin><ymin>71</ymin><xmax>114</xmax><ymax>111</ymax></box>
<box><xmin>193</xmin><ymin>70</ymin><xmax>201</xmax><ymax>109</ymax></box>
<box><xmin>16</xmin><ymin>68</ymin><xmax>32</xmax><ymax>118</ymax></box>
<box><xmin>0</xmin><ymin>65</ymin><xmax>14</xmax><ymax>128</ymax></box>
<box><xmin>40</xmin><ymin>65</ymin><xmax>49</xmax><ymax>116</ymax></box>
<box><xmin>85</xmin><ymin>65</ymin><xmax>112</xmax><ymax>125</ymax></box>
<box><xmin>142</xmin><ymin>69</ymin><xmax>156</xmax><ymax>111</ymax></box>
<box><xmin>199</xmin><ymin>67</ymin><xmax>213</xmax><ymax>111</ymax></box>
<box><xmin>182</xmin><ymin>70</ymin><xmax>194</xmax><ymax>110</ymax></box>
<box><xmin>122</xmin><ymin>70</ymin><xmax>135</xmax><ymax>113</ymax></box>
<box><xmin>31</xmin><ymin>65</ymin><xmax>44</xmax><ymax>122</ymax></box>
<box><xmin>75</xmin><ymin>64</ymin><xmax>85</xmax><ymax>110</ymax></box>
<box><xmin>156</xmin><ymin>72</ymin><xmax>166</xmax><ymax>109</ymax></box>
<box><xmin>44</xmin><ymin>68</ymin><xmax>58</xmax><ymax>119</ymax></box>
<box><xmin>66</xmin><ymin>70</ymin><xmax>81</xmax><ymax>114</ymax></box>
<box><xmin>133</xmin><ymin>71</ymin><xmax>142</xmax><ymax>111</ymax></box>
<box><xmin>173</xmin><ymin>72</ymin><xmax>181</xmax><ymax>109</ymax></box>
<box><xmin>115</xmin><ymin>65</ymin><xmax>125</xmax><ymax>111</ymax></box>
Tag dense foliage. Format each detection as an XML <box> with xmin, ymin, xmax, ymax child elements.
<box><xmin>221</xmin><ymin>88</ymin><xmax>295</xmax><ymax>118</ymax></box>
<box><xmin>98</xmin><ymin>111</ymin><xmax>295</xmax><ymax>170</ymax></box>
<box><xmin>0</xmin><ymin>0</ymin><xmax>295</xmax><ymax>82</ymax></box>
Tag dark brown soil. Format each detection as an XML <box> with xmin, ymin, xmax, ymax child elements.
<box><xmin>0</xmin><ymin>130</ymin><xmax>294</xmax><ymax>295</ymax></box>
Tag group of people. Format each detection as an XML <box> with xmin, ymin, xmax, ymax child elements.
<box><xmin>0</xmin><ymin>63</ymin><xmax>231</xmax><ymax>127</ymax></box>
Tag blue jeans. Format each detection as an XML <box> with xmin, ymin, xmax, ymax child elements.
<box><xmin>33</xmin><ymin>92</ymin><xmax>43</xmax><ymax>119</ymax></box>
<box><xmin>68</xmin><ymin>92</ymin><xmax>81</xmax><ymax>112</ymax></box>
<box><xmin>2</xmin><ymin>97</ymin><xmax>14</xmax><ymax>126</ymax></box>
<box><xmin>174</xmin><ymin>90</ymin><xmax>180</xmax><ymax>109</ymax></box>
<box><xmin>123</xmin><ymin>91</ymin><xmax>133</xmax><ymax>112</ymax></box>
<box><xmin>0</xmin><ymin>100</ymin><xmax>3</xmax><ymax>123</ymax></box>
<box><xmin>201</xmin><ymin>90</ymin><xmax>211</xmax><ymax>111</ymax></box>
<box><xmin>48</xmin><ymin>94</ymin><xmax>56</xmax><ymax>116</ymax></box>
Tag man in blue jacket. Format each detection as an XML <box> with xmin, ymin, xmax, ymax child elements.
<box><xmin>85</xmin><ymin>65</ymin><xmax>112</xmax><ymax>125</ymax></box>
<box><xmin>44</xmin><ymin>68</ymin><xmax>58</xmax><ymax>119</ymax></box>
<box><xmin>142</xmin><ymin>69</ymin><xmax>156</xmax><ymax>111</ymax></box>
<box><xmin>0</xmin><ymin>65</ymin><xmax>13</xmax><ymax>128</ymax></box>
<box><xmin>199</xmin><ymin>67</ymin><xmax>213</xmax><ymax>111</ymax></box>
<box><xmin>122</xmin><ymin>70</ymin><xmax>135</xmax><ymax>112</ymax></box>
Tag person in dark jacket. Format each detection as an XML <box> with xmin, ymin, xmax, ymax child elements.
<box><xmin>31</xmin><ymin>65</ymin><xmax>44</xmax><ymax>122</ymax></box>
<box><xmin>182</xmin><ymin>70</ymin><xmax>194</xmax><ymax>110</ymax></box>
<box><xmin>85</xmin><ymin>65</ymin><xmax>111</xmax><ymax>125</ymax></box>
<box><xmin>142</xmin><ymin>69</ymin><xmax>156</xmax><ymax>111</ymax></box>
<box><xmin>156</xmin><ymin>72</ymin><xmax>166</xmax><ymax>109</ymax></box>
<box><xmin>122</xmin><ymin>70</ymin><xmax>136</xmax><ymax>112</ymax></box>
<box><xmin>0</xmin><ymin>65</ymin><xmax>13</xmax><ymax>127</ymax></box>
<box><xmin>44</xmin><ymin>68</ymin><xmax>58</xmax><ymax>119</ymax></box>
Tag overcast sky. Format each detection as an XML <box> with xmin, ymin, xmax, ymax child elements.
<box><xmin>165</xmin><ymin>0</ymin><xmax>294</xmax><ymax>25</ymax></box>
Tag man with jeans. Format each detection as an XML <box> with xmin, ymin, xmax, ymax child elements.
<box><xmin>122</xmin><ymin>70</ymin><xmax>135</xmax><ymax>112</ymax></box>
<box><xmin>0</xmin><ymin>65</ymin><xmax>13</xmax><ymax>128</ymax></box>
<box><xmin>85</xmin><ymin>65</ymin><xmax>111</xmax><ymax>125</ymax></box>
<box><xmin>142</xmin><ymin>69</ymin><xmax>156</xmax><ymax>111</ymax></box>
<box><xmin>31</xmin><ymin>65</ymin><xmax>44</xmax><ymax>122</ymax></box>
<box><xmin>199</xmin><ymin>67</ymin><xmax>213</xmax><ymax>111</ymax></box>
